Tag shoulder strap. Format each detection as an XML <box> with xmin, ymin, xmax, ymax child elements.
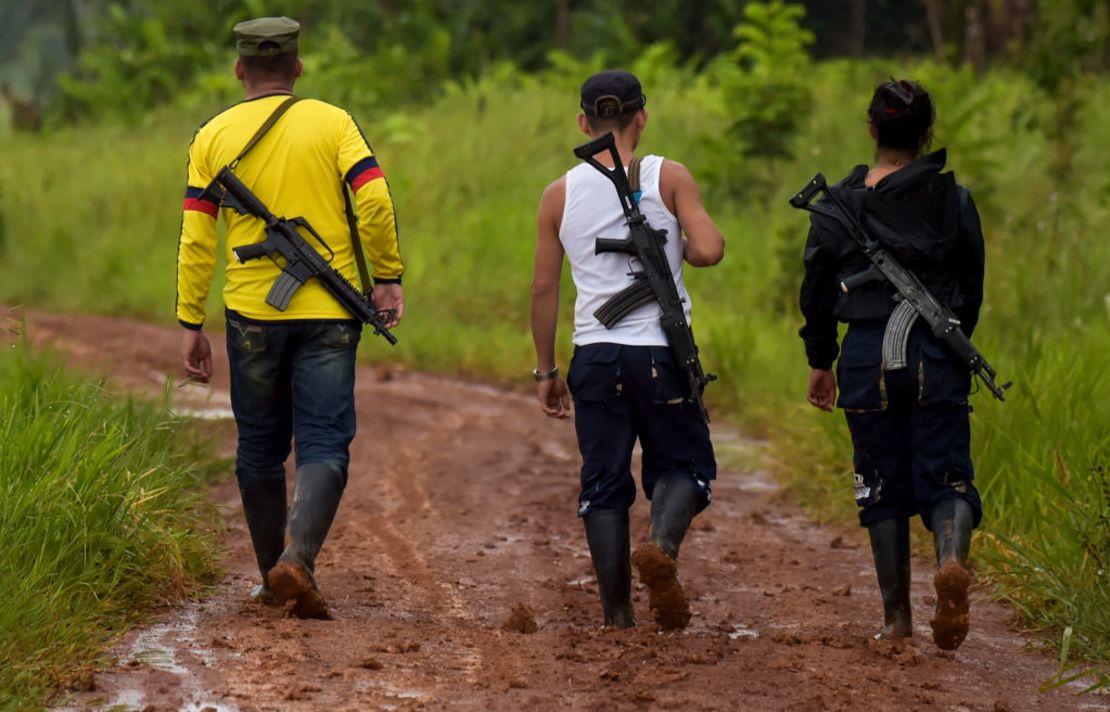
<box><xmin>628</xmin><ymin>156</ymin><xmax>644</xmax><ymax>204</ymax></box>
<box><xmin>342</xmin><ymin>185</ymin><xmax>373</xmax><ymax>292</ymax></box>
<box><xmin>228</xmin><ymin>96</ymin><xmax>301</xmax><ymax>170</ymax></box>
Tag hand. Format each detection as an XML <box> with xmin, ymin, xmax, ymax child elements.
<box><xmin>807</xmin><ymin>368</ymin><xmax>837</xmax><ymax>412</ymax></box>
<box><xmin>372</xmin><ymin>283</ymin><xmax>404</xmax><ymax>328</ymax></box>
<box><xmin>538</xmin><ymin>376</ymin><xmax>570</xmax><ymax>419</ymax></box>
<box><xmin>182</xmin><ymin>329</ymin><xmax>213</xmax><ymax>384</ymax></box>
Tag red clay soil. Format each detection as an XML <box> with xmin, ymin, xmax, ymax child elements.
<box><xmin>16</xmin><ymin>309</ymin><xmax>1100</xmax><ymax>712</ymax></box>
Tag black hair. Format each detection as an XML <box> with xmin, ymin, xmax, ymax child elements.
<box><xmin>240</xmin><ymin>48</ymin><xmax>298</xmax><ymax>82</ymax></box>
<box><xmin>585</xmin><ymin>109</ymin><xmax>640</xmax><ymax>133</ymax></box>
<box><xmin>867</xmin><ymin>79</ymin><xmax>935</xmax><ymax>153</ymax></box>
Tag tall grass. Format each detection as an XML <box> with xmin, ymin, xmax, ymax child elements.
<box><xmin>0</xmin><ymin>344</ymin><xmax>218</xmax><ymax>707</ymax></box>
<box><xmin>0</xmin><ymin>57</ymin><xmax>1106</xmax><ymax>663</ymax></box>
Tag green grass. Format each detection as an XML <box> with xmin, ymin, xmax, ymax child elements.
<box><xmin>0</xmin><ymin>341</ymin><xmax>219</xmax><ymax>708</ymax></box>
<box><xmin>0</xmin><ymin>55</ymin><xmax>1107</xmax><ymax>669</ymax></box>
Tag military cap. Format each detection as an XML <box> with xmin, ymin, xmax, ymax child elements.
<box><xmin>234</xmin><ymin>16</ymin><xmax>300</xmax><ymax>57</ymax></box>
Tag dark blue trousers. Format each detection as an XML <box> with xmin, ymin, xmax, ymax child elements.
<box><xmin>837</xmin><ymin>321</ymin><xmax>983</xmax><ymax>529</ymax></box>
<box><xmin>225</xmin><ymin>311</ymin><xmax>361</xmax><ymax>487</ymax></box>
<box><xmin>568</xmin><ymin>343</ymin><xmax>716</xmax><ymax>517</ymax></box>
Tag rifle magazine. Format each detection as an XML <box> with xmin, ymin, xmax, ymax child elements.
<box><xmin>265</xmin><ymin>270</ymin><xmax>304</xmax><ymax>311</ymax></box>
<box><xmin>594</xmin><ymin>279</ymin><xmax>655</xmax><ymax>328</ymax></box>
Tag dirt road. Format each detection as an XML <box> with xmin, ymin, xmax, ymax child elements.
<box><xmin>23</xmin><ymin>311</ymin><xmax>1099</xmax><ymax>711</ymax></box>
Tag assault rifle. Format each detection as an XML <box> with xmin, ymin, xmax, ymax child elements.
<box><xmin>573</xmin><ymin>132</ymin><xmax>716</xmax><ymax>422</ymax></box>
<box><xmin>789</xmin><ymin>173</ymin><xmax>1009</xmax><ymax>401</ymax></box>
<box><xmin>210</xmin><ymin>166</ymin><xmax>397</xmax><ymax>345</ymax></box>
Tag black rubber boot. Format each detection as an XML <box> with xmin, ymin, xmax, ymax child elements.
<box><xmin>268</xmin><ymin>463</ymin><xmax>345</xmax><ymax>619</ymax></box>
<box><xmin>628</xmin><ymin>474</ymin><xmax>700</xmax><ymax>631</ymax></box>
<box><xmin>931</xmin><ymin>497</ymin><xmax>973</xmax><ymax>566</ymax></box>
<box><xmin>930</xmin><ymin>497</ymin><xmax>974</xmax><ymax>650</ymax></box>
<box><xmin>582</xmin><ymin>509</ymin><xmax>636</xmax><ymax>629</ymax></box>
<box><xmin>867</xmin><ymin>517</ymin><xmax>913</xmax><ymax>639</ymax></box>
<box><xmin>238</xmin><ymin>478</ymin><xmax>287</xmax><ymax>605</ymax></box>
<box><xmin>649</xmin><ymin>474</ymin><xmax>701</xmax><ymax>559</ymax></box>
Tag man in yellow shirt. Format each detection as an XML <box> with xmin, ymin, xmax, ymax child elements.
<box><xmin>176</xmin><ymin>17</ymin><xmax>404</xmax><ymax>619</ymax></box>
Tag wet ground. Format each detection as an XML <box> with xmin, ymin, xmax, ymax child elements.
<box><xmin>18</xmin><ymin>310</ymin><xmax>1106</xmax><ymax>711</ymax></box>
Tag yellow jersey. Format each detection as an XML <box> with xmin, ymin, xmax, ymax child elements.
<box><xmin>175</xmin><ymin>94</ymin><xmax>402</xmax><ymax>327</ymax></box>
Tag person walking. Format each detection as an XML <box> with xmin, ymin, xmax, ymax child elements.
<box><xmin>176</xmin><ymin>17</ymin><xmax>404</xmax><ymax>619</ymax></box>
<box><xmin>799</xmin><ymin>79</ymin><xmax>985</xmax><ymax>650</ymax></box>
<box><xmin>530</xmin><ymin>70</ymin><xmax>725</xmax><ymax>630</ymax></box>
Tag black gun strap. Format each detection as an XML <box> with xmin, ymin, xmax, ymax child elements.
<box><xmin>228</xmin><ymin>96</ymin><xmax>302</xmax><ymax>170</ymax></box>
<box><xmin>342</xmin><ymin>185</ymin><xmax>373</xmax><ymax>292</ymax></box>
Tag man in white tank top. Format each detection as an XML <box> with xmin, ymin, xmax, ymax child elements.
<box><xmin>530</xmin><ymin>70</ymin><xmax>725</xmax><ymax>631</ymax></box>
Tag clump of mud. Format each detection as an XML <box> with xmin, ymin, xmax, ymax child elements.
<box><xmin>632</xmin><ymin>543</ymin><xmax>690</xmax><ymax>631</ymax></box>
<box><xmin>268</xmin><ymin>561</ymin><xmax>331</xmax><ymax>620</ymax></box>
<box><xmin>867</xmin><ymin>637</ymin><xmax>923</xmax><ymax>666</ymax></box>
<box><xmin>931</xmin><ymin>559</ymin><xmax>972</xmax><ymax>650</ymax></box>
<box><xmin>503</xmin><ymin>603</ymin><xmax>538</xmax><ymax>634</ymax></box>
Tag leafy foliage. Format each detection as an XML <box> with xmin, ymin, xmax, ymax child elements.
<box><xmin>725</xmin><ymin>1</ymin><xmax>815</xmax><ymax>162</ymax></box>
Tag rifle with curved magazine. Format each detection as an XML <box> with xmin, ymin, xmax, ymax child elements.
<box><xmin>574</xmin><ymin>132</ymin><xmax>716</xmax><ymax>422</ymax></box>
<box><xmin>789</xmin><ymin>173</ymin><xmax>1009</xmax><ymax>401</ymax></box>
<box><xmin>211</xmin><ymin>166</ymin><xmax>398</xmax><ymax>346</ymax></box>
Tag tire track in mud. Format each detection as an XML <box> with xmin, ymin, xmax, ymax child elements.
<box><xmin>16</xmin><ymin>310</ymin><xmax>1103</xmax><ymax>712</ymax></box>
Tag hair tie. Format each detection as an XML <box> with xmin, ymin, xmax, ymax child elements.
<box><xmin>886</xmin><ymin>78</ymin><xmax>915</xmax><ymax>106</ymax></box>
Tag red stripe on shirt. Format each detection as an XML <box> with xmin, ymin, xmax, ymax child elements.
<box><xmin>350</xmin><ymin>166</ymin><xmax>385</xmax><ymax>192</ymax></box>
<box><xmin>183</xmin><ymin>198</ymin><xmax>218</xmax><ymax>218</ymax></box>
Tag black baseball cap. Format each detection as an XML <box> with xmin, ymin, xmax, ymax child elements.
<box><xmin>580</xmin><ymin>70</ymin><xmax>647</xmax><ymax>118</ymax></box>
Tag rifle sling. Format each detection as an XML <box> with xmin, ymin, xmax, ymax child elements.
<box><xmin>628</xmin><ymin>156</ymin><xmax>642</xmax><ymax>202</ymax></box>
<box><xmin>229</xmin><ymin>95</ymin><xmax>301</xmax><ymax>169</ymax></box>
<box><xmin>342</xmin><ymin>186</ymin><xmax>373</xmax><ymax>292</ymax></box>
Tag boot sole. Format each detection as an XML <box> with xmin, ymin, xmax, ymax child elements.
<box><xmin>931</xmin><ymin>559</ymin><xmax>971</xmax><ymax>650</ymax></box>
<box><xmin>632</xmin><ymin>542</ymin><xmax>691</xmax><ymax>631</ymax></box>
<box><xmin>268</xmin><ymin>561</ymin><xmax>331</xmax><ymax>620</ymax></box>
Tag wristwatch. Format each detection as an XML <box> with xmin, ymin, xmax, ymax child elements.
<box><xmin>532</xmin><ymin>366</ymin><xmax>560</xmax><ymax>382</ymax></box>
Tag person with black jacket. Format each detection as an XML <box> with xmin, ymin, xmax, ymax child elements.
<box><xmin>799</xmin><ymin>79</ymin><xmax>986</xmax><ymax>651</ymax></box>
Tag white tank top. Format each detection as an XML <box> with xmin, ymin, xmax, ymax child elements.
<box><xmin>559</xmin><ymin>154</ymin><xmax>691</xmax><ymax>346</ymax></box>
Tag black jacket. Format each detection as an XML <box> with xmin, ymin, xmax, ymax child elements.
<box><xmin>798</xmin><ymin>149</ymin><xmax>986</xmax><ymax>370</ymax></box>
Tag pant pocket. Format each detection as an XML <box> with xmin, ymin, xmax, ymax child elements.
<box><xmin>648</xmin><ymin>347</ymin><xmax>690</xmax><ymax>405</ymax></box>
<box><xmin>837</xmin><ymin>325</ymin><xmax>886</xmax><ymax>412</ymax></box>
<box><xmin>915</xmin><ymin>340</ymin><xmax>970</xmax><ymax>405</ymax></box>
<box><xmin>228</xmin><ymin>318</ymin><xmax>266</xmax><ymax>354</ymax></box>
<box><xmin>317</xmin><ymin>322</ymin><xmax>361</xmax><ymax>349</ymax></box>
<box><xmin>568</xmin><ymin>345</ymin><xmax>622</xmax><ymax>403</ymax></box>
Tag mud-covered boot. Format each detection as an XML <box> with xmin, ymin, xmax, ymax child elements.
<box><xmin>867</xmin><ymin>517</ymin><xmax>912</xmax><ymax>639</ymax></box>
<box><xmin>238</xmin><ymin>477</ymin><xmax>287</xmax><ymax>605</ymax></box>
<box><xmin>930</xmin><ymin>498</ymin><xmax>974</xmax><ymax>650</ymax></box>
<box><xmin>268</xmin><ymin>463</ymin><xmax>345</xmax><ymax>620</ymax></box>
<box><xmin>632</xmin><ymin>474</ymin><xmax>700</xmax><ymax>631</ymax></box>
<box><xmin>582</xmin><ymin>509</ymin><xmax>636</xmax><ymax>629</ymax></box>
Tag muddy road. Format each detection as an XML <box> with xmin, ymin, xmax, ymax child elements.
<box><xmin>21</xmin><ymin>311</ymin><xmax>1098</xmax><ymax>711</ymax></box>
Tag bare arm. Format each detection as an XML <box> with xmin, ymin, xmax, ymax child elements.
<box><xmin>530</xmin><ymin>178</ymin><xmax>570</xmax><ymax>418</ymax></box>
<box><xmin>662</xmin><ymin>160</ymin><xmax>725</xmax><ymax>267</ymax></box>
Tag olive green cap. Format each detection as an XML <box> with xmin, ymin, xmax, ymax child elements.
<box><xmin>233</xmin><ymin>16</ymin><xmax>300</xmax><ymax>57</ymax></box>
